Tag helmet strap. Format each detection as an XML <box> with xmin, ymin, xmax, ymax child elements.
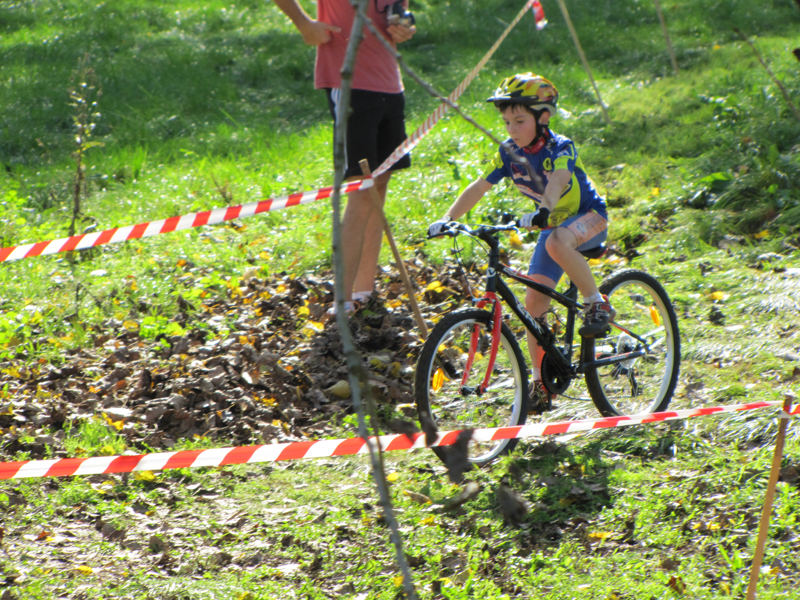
<box><xmin>523</xmin><ymin>126</ymin><xmax>549</xmax><ymax>155</ymax></box>
<box><xmin>522</xmin><ymin>109</ymin><xmax>551</xmax><ymax>153</ymax></box>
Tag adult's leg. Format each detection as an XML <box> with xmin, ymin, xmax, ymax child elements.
<box><xmin>352</xmin><ymin>91</ymin><xmax>409</xmax><ymax>297</ymax></box>
<box><xmin>341</xmin><ymin>171</ymin><xmax>392</xmax><ymax>302</ymax></box>
<box><xmin>352</xmin><ymin>173</ymin><xmax>391</xmax><ymax>296</ymax></box>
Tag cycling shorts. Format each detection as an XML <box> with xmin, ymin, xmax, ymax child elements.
<box><xmin>527</xmin><ymin>211</ymin><xmax>608</xmax><ymax>283</ymax></box>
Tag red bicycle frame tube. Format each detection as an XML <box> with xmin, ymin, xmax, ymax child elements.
<box><xmin>459</xmin><ymin>292</ymin><xmax>504</xmax><ymax>395</ymax></box>
<box><xmin>481</xmin><ymin>296</ymin><xmax>504</xmax><ymax>393</ymax></box>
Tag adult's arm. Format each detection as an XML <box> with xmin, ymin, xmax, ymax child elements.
<box><xmin>273</xmin><ymin>0</ymin><xmax>341</xmax><ymax>46</ymax></box>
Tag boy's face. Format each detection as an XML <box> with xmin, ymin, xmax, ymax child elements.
<box><xmin>501</xmin><ymin>105</ymin><xmax>540</xmax><ymax>147</ymax></box>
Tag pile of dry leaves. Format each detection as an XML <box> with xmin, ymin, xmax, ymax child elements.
<box><xmin>0</xmin><ymin>257</ymin><xmax>469</xmax><ymax>461</ymax></box>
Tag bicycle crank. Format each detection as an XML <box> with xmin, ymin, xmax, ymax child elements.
<box><xmin>540</xmin><ymin>352</ymin><xmax>573</xmax><ymax>396</ymax></box>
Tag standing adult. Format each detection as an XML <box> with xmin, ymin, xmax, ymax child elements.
<box><xmin>274</xmin><ymin>0</ymin><xmax>416</xmax><ymax>312</ymax></box>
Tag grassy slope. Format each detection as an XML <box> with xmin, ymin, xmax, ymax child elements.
<box><xmin>0</xmin><ymin>0</ymin><xmax>799</xmax><ymax>349</ymax></box>
<box><xmin>1</xmin><ymin>0</ymin><xmax>800</xmax><ymax>598</ymax></box>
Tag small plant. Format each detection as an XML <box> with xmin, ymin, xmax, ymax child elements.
<box><xmin>63</xmin><ymin>416</ymin><xmax>128</xmax><ymax>458</ymax></box>
<box><xmin>67</xmin><ymin>54</ymin><xmax>103</xmax><ymax>238</ymax></box>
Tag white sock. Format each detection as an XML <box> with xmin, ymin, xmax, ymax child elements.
<box><xmin>352</xmin><ymin>290</ymin><xmax>372</xmax><ymax>302</ymax></box>
<box><xmin>533</xmin><ymin>368</ymin><xmax>541</xmax><ymax>381</ymax></box>
<box><xmin>583</xmin><ymin>292</ymin><xmax>604</xmax><ymax>305</ymax></box>
<box><xmin>326</xmin><ymin>301</ymin><xmax>355</xmax><ymax>315</ymax></box>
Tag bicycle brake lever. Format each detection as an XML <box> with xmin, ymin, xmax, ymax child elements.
<box><xmin>500</xmin><ymin>213</ymin><xmax>517</xmax><ymax>225</ymax></box>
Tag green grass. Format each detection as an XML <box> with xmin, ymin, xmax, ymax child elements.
<box><xmin>2</xmin><ymin>426</ymin><xmax>799</xmax><ymax>598</ymax></box>
<box><xmin>1</xmin><ymin>0</ymin><xmax>798</xmax><ymax>358</ymax></box>
<box><xmin>1</xmin><ymin>0</ymin><xmax>800</xmax><ymax>598</ymax></box>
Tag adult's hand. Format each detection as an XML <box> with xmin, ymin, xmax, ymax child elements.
<box><xmin>387</xmin><ymin>23</ymin><xmax>416</xmax><ymax>44</ymax></box>
<box><xmin>298</xmin><ymin>19</ymin><xmax>341</xmax><ymax>46</ymax></box>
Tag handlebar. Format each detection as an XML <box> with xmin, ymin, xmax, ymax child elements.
<box><xmin>427</xmin><ymin>219</ymin><xmax>520</xmax><ymax>242</ymax></box>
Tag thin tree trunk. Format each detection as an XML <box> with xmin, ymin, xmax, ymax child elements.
<box><xmin>331</xmin><ymin>2</ymin><xmax>418</xmax><ymax>597</ymax></box>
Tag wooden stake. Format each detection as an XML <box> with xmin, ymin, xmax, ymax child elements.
<box><xmin>745</xmin><ymin>395</ymin><xmax>794</xmax><ymax>600</ymax></box>
<box><xmin>555</xmin><ymin>0</ymin><xmax>611</xmax><ymax>124</ymax></box>
<box><xmin>653</xmin><ymin>0</ymin><xmax>679</xmax><ymax>75</ymax></box>
<box><xmin>359</xmin><ymin>159</ymin><xmax>428</xmax><ymax>339</ymax></box>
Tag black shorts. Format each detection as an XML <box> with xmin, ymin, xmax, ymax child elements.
<box><xmin>326</xmin><ymin>88</ymin><xmax>412</xmax><ymax>179</ymax></box>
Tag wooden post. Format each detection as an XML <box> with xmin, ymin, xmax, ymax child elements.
<box><xmin>555</xmin><ymin>0</ymin><xmax>611</xmax><ymax>124</ymax></box>
<box><xmin>359</xmin><ymin>159</ymin><xmax>428</xmax><ymax>339</ymax></box>
<box><xmin>653</xmin><ymin>0</ymin><xmax>679</xmax><ymax>75</ymax></box>
<box><xmin>745</xmin><ymin>395</ymin><xmax>794</xmax><ymax>600</ymax></box>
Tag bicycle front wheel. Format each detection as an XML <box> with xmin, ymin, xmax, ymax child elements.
<box><xmin>584</xmin><ymin>270</ymin><xmax>681</xmax><ymax>416</ymax></box>
<box><xmin>415</xmin><ymin>308</ymin><xmax>529</xmax><ymax>466</ymax></box>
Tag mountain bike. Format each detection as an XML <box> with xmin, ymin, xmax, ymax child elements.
<box><xmin>415</xmin><ymin>220</ymin><xmax>681</xmax><ymax>465</ymax></box>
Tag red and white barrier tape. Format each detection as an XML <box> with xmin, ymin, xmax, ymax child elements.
<box><xmin>0</xmin><ymin>180</ymin><xmax>371</xmax><ymax>263</ymax></box>
<box><xmin>1</xmin><ymin>0</ymin><xmax>538</xmax><ymax>264</ymax></box>
<box><xmin>0</xmin><ymin>400</ymin><xmax>786</xmax><ymax>481</ymax></box>
<box><xmin>373</xmin><ymin>0</ymin><xmax>542</xmax><ymax>177</ymax></box>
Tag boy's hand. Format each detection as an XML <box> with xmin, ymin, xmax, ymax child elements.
<box><xmin>427</xmin><ymin>218</ymin><xmax>452</xmax><ymax>238</ymax></box>
<box><xmin>519</xmin><ymin>207</ymin><xmax>550</xmax><ymax>230</ymax></box>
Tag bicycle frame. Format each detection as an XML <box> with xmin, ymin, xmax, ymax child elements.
<box><xmin>456</xmin><ymin>224</ymin><xmax>649</xmax><ymax>396</ymax></box>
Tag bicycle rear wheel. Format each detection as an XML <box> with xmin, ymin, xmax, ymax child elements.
<box><xmin>414</xmin><ymin>308</ymin><xmax>528</xmax><ymax>465</ymax></box>
<box><xmin>584</xmin><ymin>270</ymin><xmax>681</xmax><ymax>416</ymax></box>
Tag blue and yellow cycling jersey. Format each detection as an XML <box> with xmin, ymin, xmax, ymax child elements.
<box><xmin>483</xmin><ymin>132</ymin><xmax>607</xmax><ymax>226</ymax></box>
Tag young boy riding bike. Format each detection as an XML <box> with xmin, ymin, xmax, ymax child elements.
<box><xmin>428</xmin><ymin>72</ymin><xmax>613</xmax><ymax>413</ymax></box>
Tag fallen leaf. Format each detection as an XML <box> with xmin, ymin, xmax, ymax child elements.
<box><xmin>403</xmin><ymin>490</ymin><xmax>432</xmax><ymax>505</ymax></box>
<box><xmin>431</xmin><ymin>368</ymin><xmax>445</xmax><ymax>392</ymax></box>
<box><xmin>667</xmin><ymin>575</ymin><xmax>686</xmax><ymax>594</ymax></box>
<box><xmin>326</xmin><ymin>380</ymin><xmax>351</xmax><ymax>398</ymax></box>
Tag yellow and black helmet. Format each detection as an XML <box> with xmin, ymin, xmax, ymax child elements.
<box><xmin>487</xmin><ymin>72</ymin><xmax>559</xmax><ymax>112</ymax></box>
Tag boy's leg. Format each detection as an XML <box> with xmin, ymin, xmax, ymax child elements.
<box><xmin>524</xmin><ymin>280</ymin><xmax>557</xmax><ymax>372</ymax></box>
<box><xmin>545</xmin><ymin>227</ymin><xmax>599</xmax><ymax>299</ymax></box>
<box><xmin>545</xmin><ymin>212</ymin><xmax>614</xmax><ymax>337</ymax></box>
<box><xmin>525</xmin><ymin>236</ymin><xmax>563</xmax><ymax>414</ymax></box>
<box><xmin>525</xmin><ymin>283</ymin><xmax>558</xmax><ymax>414</ymax></box>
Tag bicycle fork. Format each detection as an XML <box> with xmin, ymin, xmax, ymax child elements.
<box><xmin>459</xmin><ymin>294</ymin><xmax>503</xmax><ymax>397</ymax></box>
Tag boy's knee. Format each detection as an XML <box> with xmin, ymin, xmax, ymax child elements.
<box><xmin>546</xmin><ymin>228</ymin><xmax>575</xmax><ymax>253</ymax></box>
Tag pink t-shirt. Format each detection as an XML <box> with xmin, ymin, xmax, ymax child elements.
<box><xmin>315</xmin><ymin>0</ymin><xmax>403</xmax><ymax>93</ymax></box>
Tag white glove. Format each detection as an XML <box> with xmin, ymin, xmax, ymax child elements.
<box><xmin>427</xmin><ymin>217</ymin><xmax>452</xmax><ymax>238</ymax></box>
<box><xmin>519</xmin><ymin>207</ymin><xmax>550</xmax><ymax>229</ymax></box>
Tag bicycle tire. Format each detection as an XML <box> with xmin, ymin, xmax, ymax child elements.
<box><xmin>584</xmin><ymin>269</ymin><xmax>681</xmax><ymax>417</ymax></box>
<box><xmin>414</xmin><ymin>308</ymin><xmax>529</xmax><ymax>465</ymax></box>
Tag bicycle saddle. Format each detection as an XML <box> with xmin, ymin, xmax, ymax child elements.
<box><xmin>579</xmin><ymin>244</ymin><xmax>607</xmax><ymax>260</ymax></box>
